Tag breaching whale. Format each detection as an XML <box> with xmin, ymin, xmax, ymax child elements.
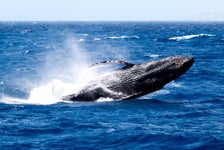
<box><xmin>62</xmin><ymin>56</ymin><xmax>194</xmax><ymax>102</ymax></box>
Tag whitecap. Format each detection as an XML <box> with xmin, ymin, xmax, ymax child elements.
<box><xmin>107</xmin><ymin>36</ymin><xmax>123</xmax><ymax>39</ymax></box>
<box><xmin>24</xmin><ymin>50</ymin><xmax>29</xmax><ymax>54</ymax></box>
<box><xmin>78</xmin><ymin>38</ymin><xmax>85</xmax><ymax>42</ymax></box>
<box><xmin>107</xmin><ymin>35</ymin><xmax>139</xmax><ymax>40</ymax></box>
<box><xmin>149</xmin><ymin>54</ymin><xmax>159</xmax><ymax>58</ymax></box>
<box><xmin>131</xmin><ymin>35</ymin><xmax>140</xmax><ymax>39</ymax></box>
<box><xmin>94</xmin><ymin>38</ymin><xmax>101</xmax><ymax>41</ymax></box>
<box><xmin>81</xmin><ymin>34</ymin><xmax>88</xmax><ymax>36</ymax></box>
<box><xmin>20</xmin><ymin>29</ymin><xmax>30</xmax><ymax>35</ymax></box>
<box><xmin>107</xmin><ymin>128</ymin><xmax>116</xmax><ymax>133</ymax></box>
<box><xmin>169</xmin><ymin>33</ymin><xmax>215</xmax><ymax>41</ymax></box>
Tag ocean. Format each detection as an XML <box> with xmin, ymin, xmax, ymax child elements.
<box><xmin>0</xmin><ymin>22</ymin><xmax>224</xmax><ymax>149</ymax></box>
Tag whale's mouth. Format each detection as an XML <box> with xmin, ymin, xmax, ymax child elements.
<box><xmin>175</xmin><ymin>57</ymin><xmax>194</xmax><ymax>67</ymax></box>
<box><xmin>168</xmin><ymin>56</ymin><xmax>194</xmax><ymax>81</ymax></box>
<box><xmin>181</xmin><ymin>56</ymin><xmax>195</xmax><ymax>72</ymax></box>
<box><xmin>183</xmin><ymin>56</ymin><xmax>194</xmax><ymax>65</ymax></box>
<box><xmin>151</xmin><ymin>56</ymin><xmax>194</xmax><ymax>83</ymax></box>
<box><xmin>189</xmin><ymin>57</ymin><xmax>195</xmax><ymax>63</ymax></box>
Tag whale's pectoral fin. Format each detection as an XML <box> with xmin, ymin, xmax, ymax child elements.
<box><xmin>89</xmin><ymin>60</ymin><xmax>135</xmax><ymax>68</ymax></box>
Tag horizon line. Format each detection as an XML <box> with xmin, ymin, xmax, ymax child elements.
<box><xmin>1</xmin><ymin>20</ymin><xmax>224</xmax><ymax>22</ymax></box>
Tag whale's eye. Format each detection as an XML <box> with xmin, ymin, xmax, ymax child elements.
<box><xmin>175</xmin><ymin>62</ymin><xmax>183</xmax><ymax>67</ymax></box>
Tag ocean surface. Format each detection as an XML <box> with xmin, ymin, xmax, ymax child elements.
<box><xmin>0</xmin><ymin>22</ymin><xmax>224</xmax><ymax>149</ymax></box>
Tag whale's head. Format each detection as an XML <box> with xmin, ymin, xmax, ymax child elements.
<box><xmin>139</xmin><ymin>56</ymin><xmax>194</xmax><ymax>92</ymax></box>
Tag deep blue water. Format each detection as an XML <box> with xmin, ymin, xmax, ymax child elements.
<box><xmin>0</xmin><ymin>22</ymin><xmax>224</xmax><ymax>149</ymax></box>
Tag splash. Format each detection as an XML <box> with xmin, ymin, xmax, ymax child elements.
<box><xmin>0</xmin><ymin>37</ymin><xmax>99</xmax><ymax>105</ymax></box>
<box><xmin>97</xmin><ymin>97</ymin><xmax>114</xmax><ymax>102</ymax></box>
<box><xmin>0</xmin><ymin>80</ymin><xmax>66</xmax><ymax>105</ymax></box>
<box><xmin>0</xmin><ymin>34</ymin><xmax>133</xmax><ymax>105</ymax></box>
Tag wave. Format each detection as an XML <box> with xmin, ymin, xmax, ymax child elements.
<box><xmin>20</xmin><ymin>29</ymin><xmax>31</xmax><ymax>35</ymax></box>
<box><xmin>93</xmin><ymin>35</ymin><xmax>139</xmax><ymax>41</ymax></box>
<box><xmin>94</xmin><ymin>38</ymin><xmax>101</xmax><ymax>41</ymax></box>
<box><xmin>167</xmin><ymin>81</ymin><xmax>183</xmax><ymax>88</ymax></box>
<box><xmin>169</xmin><ymin>34</ymin><xmax>215</xmax><ymax>41</ymax></box>
<box><xmin>140</xmin><ymin>90</ymin><xmax>170</xmax><ymax>99</ymax></box>
<box><xmin>107</xmin><ymin>35</ymin><xmax>139</xmax><ymax>40</ymax></box>
<box><xmin>78</xmin><ymin>38</ymin><xmax>85</xmax><ymax>42</ymax></box>
<box><xmin>149</xmin><ymin>54</ymin><xmax>159</xmax><ymax>58</ymax></box>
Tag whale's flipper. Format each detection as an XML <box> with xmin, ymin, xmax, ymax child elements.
<box><xmin>89</xmin><ymin>60</ymin><xmax>135</xmax><ymax>69</ymax></box>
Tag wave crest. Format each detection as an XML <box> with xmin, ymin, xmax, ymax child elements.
<box><xmin>107</xmin><ymin>35</ymin><xmax>139</xmax><ymax>40</ymax></box>
<box><xmin>169</xmin><ymin>34</ymin><xmax>215</xmax><ymax>41</ymax></box>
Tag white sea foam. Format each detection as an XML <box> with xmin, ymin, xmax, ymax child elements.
<box><xmin>96</xmin><ymin>97</ymin><xmax>114</xmax><ymax>102</ymax></box>
<box><xmin>20</xmin><ymin>29</ymin><xmax>31</xmax><ymax>35</ymax></box>
<box><xmin>0</xmin><ymin>80</ymin><xmax>65</xmax><ymax>105</ymax></box>
<box><xmin>141</xmin><ymin>90</ymin><xmax>170</xmax><ymax>99</ymax></box>
<box><xmin>78</xmin><ymin>38</ymin><xmax>85</xmax><ymax>42</ymax></box>
<box><xmin>167</xmin><ymin>81</ymin><xmax>183</xmax><ymax>88</ymax></box>
<box><xmin>169</xmin><ymin>33</ymin><xmax>215</xmax><ymax>41</ymax></box>
<box><xmin>149</xmin><ymin>54</ymin><xmax>159</xmax><ymax>58</ymax></box>
<box><xmin>80</xmin><ymin>34</ymin><xmax>88</xmax><ymax>36</ymax></box>
<box><xmin>94</xmin><ymin>38</ymin><xmax>101</xmax><ymax>41</ymax></box>
<box><xmin>107</xmin><ymin>35</ymin><xmax>139</xmax><ymax>39</ymax></box>
<box><xmin>24</xmin><ymin>50</ymin><xmax>29</xmax><ymax>54</ymax></box>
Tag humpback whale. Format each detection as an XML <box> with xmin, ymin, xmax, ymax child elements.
<box><xmin>62</xmin><ymin>56</ymin><xmax>194</xmax><ymax>101</ymax></box>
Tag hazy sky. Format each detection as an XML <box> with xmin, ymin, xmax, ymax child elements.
<box><xmin>0</xmin><ymin>0</ymin><xmax>224</xmax><ymax>21</ymax></box>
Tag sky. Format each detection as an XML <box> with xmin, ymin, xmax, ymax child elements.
<box><xmin>0</xmin><ymin>0</ymin><xmax>224</xmax><ymax>21</ymax></box>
